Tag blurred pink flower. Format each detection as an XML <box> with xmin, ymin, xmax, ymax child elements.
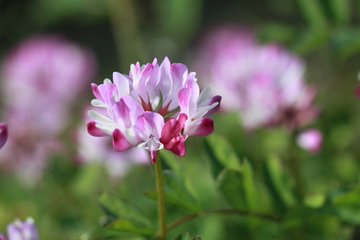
<box><xmin>193</xmin><ymin>25</ymin><xmax>318</xmax><ymax>130</ymax></box>
<box><xmin>0</xmin><ymin>34</ymin><xmax>96</xmax><ymax>183</ymax></box>
<box><xmin>76</xmin><ymin>105</ymin><xmax>149</xmax><ymax>179</ymax></box>
<box><xmin>87</xmin><ymin>57</ymin><xmax>221</xmax><ymax>163</ymax></box>
<box><xmin>0</xmin><ymin>217</ymin><xmax>39</xmax><ymax>240</ymax></box>
<box><xmin>296</xmin><ymin>129</ymin><xmax>322</xmax><ymax>153</ymax></box>
<box><xmin>0</xmin><ymin>123</ymin><xmax>7</xmax><ymax>149</ymax></box>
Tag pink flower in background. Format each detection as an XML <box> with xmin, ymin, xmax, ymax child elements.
<box><xmin>0</xmin><ymin>34</ymin><xmax>96</xmax><ymax>182</ymax></box>
<box><xmin>76</xmin><ymin>106</ymin><xmax>149</xmax><ymax>179</ymax></box>
<box><xmin>296</xmin><ymin>129</ymin><xmax>322</xmax><ymax>153</ymax></box>
<box><xmin>193</xmin><ymin>25</ymin><xmax>318</xmax><ymax>130</ymax></box>
<box><xmin>87</xmin><ymin>57</ymin><xmax>221</xmax><ymax>163</ymax></box>
<box><xmin>0</xmin><ymin>217</ymin><xmax>39</xmax><ymax>240</ymax></box>
<box><xmin>0</xmin><ymin>123</ymin><xmax>7</xmax><ymax>149</ymax></box>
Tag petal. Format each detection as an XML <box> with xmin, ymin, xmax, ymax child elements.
<box><xmin>161</xmin><ymin>113</ymin><xmax>187</xmax><ymax>144</ymax></box>
<box><xmin>203</xmin><ymin>95</ymin><xmax>222</xmax><ymax>117</ymax></box>
<box><xmin>165</xmin><ymin>137</ymin><xmax>186</xmax><ymax>157</ymax></box>
<box><xmin>86</xmin><ymin>121</ymin><xmax>108</xmax><ymax>137</ymax></box>
<box><xmin>178</xmin><ymin>88</ymin><xmax>192</xmax><ymax>115</ymax></box>
<box><xmin>112</xmin><ymin>71</ymin><xmax>130</xmax><ymax>97</ymax></box>
<box><xmin>186</xmin><ymin>117</ymin><xmax>214</xmax><ymax>136</ymax></box>
<box><xmin>0</xmin><ymin>123</ymin><xmax>7</xmax><ymax>149</ymax></box>
<box><xmin>112</xmin><ymin>128</ymin><xmax>133</xmax><ymax>152</ymax></box>
<box><xmin>91</xmin><ymin>83</ymin><xmax>103</xmax><ymax>101</ymax></box>
<box><xmin>0</xmin><ymin>233</ymin><xmax>8</xmax><ymax>240</ymax></box>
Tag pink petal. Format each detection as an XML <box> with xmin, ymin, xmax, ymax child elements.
<box><xmin>161</xmin><ymin>113</ymin><xmax>187</xmax><ymax>144</ymax></box>
<box><xmin>355</xmin><ymin>84</ymin><xmax>360</xmax><ymax>99</ymax></box>
<box><xmin>165</xmin><ymin>137</ymin><xmax>186</xmax><ymax>157</ymax></box>
<box><xmin>112</xmin><ymin>128</ymin><xmax>133</xmax><ymax>152</ymax></box>
<box><xmin>0</xmin><ymin>123</ymin><xmax>7</xmax><ymax>149</ymax></box>
<box><xmin>86</xmin><ymin>121</ymin><xmax>107</xmax><ymax>137</ymax></box>
<box><xmin>150</xmin><ymin>150</ymin><xmax>157</xmax><ymax>164</ymax></box>
<box><xmin>190</xmin><ymin>117</ymin><xmax>214</xmax><ymax>136</ymax></box>
<box><xmin>91</xmin><ymin>83</ymin><xmax>103</xmax><ymax>101</ymax></box>
<box><xmin>204</xmin><ymin>95</ymin><xmax>222</xmax><ymax>117</ymax></box>
<box><xmin>178</xmin><ymin>88</ymin><xmax>192</xmax><ymax>115</ymax></box>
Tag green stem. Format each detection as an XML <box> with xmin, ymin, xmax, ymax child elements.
<box><xmin>164</xmin><ymin>209</ymin><xmax>281</xmax><ymax>233</ymax></box>
<box><xmin>288</xmin><ymin>129</ymin><xmax>304</xmax><ymax>201</ymax></box>
<box><xmin>155</xmin><ymin>153</ymin><xmax>166</xmax><ymax>240</ymax></box>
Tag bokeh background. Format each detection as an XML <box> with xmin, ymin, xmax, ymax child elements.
<box><xmin>1</xmin><ymin>0</ymin><xmax>360</xmax><ymax>239</ymax></box>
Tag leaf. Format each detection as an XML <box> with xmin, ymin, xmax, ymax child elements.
<box><xmin>330</xmin><ymin>28</ymin><xmax>360</xmax><ymax>59</ymax></box>
<box><xmin>216</xmin><ymin>169</ymin><xmax>248</xmax><ymax>210</ymax></box>
<box><xmin>216</xmin><ymin>159</ymin><xmax>257</xmax><ymax>211</ymax></box>
<box><xmin>328</xmin><ymin>0</ymin><xmax>350</xmax><ymax>26</ymax></box>
<box><xmin>263</xmin><ymin>156</ymin><xmax>297</xmax><ymax>214</ymax></box>
<box><xmin>296</xmin><ymin>0</ymin><xmax>328</xmax><ymax>28</ymax></box>
<box><xmin>172</xmin><ymin>232</ymin><xmax>201</xmax><ymax>240</ymax></box>
<box><xmin>98</xmin><ymin>192</ymin><xmax>155</xmax><ymax>235</ymax></box>
<box><xmin>291</xmin><ymin>28</ymin><xmax>330</xmax><ymax>55</ymax></box>
<box><xmin>143</xmin><ymin>170</ymin><xmax>199</xmax><ymax>212</ymax></box>
<box><xmin>203</xmin><ymin>133</ymin><xmax>242</xmax><ymax>178</ymax></box>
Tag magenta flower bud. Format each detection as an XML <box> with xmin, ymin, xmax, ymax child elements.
<box><xmin>5</xmin><ymin>218</ymin><xmax>39</xmax><ymax>240</ymax></box>
<box><xmin>296</xmin><ymin>129</ymin><xmax>322</xmax><ymax>153</ymax></box>
<box><xmin>0</xmin><ymin>123</ymin><xmax>7</xmax><ymax>149</ymax></box>
<box><xmin>87</xmin><ymin>57</ymin><xmax>221</xmax><ymax>163</ymax></box>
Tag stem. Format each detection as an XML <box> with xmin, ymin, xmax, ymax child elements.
<box><xmin>155</xmin><ymin>153</ymin><xmax>166</xmax><ymax>240</ymax></box>
<box><xmin>288</xmin><ymin>129</ymin><xmax>304</xmax><ymax>201</ymax></box>
<box><xmin>164</xmin><ymin>209</ymin><xmax>281</xmax><ymax>233</ymax></box>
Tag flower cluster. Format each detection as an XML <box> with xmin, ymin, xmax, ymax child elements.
<box><xmin>87</xmin><ymin>57</ymin><xmax>221</xmax><ymax>163</ymax></box>
<box><xmin>0</xmin><ymin>218</ymin><xmax>39</xmax><ymax>240</ymax></box>
<box><xmin>193</xmin><ymin>26</ymin><xmax>319</xmax><ymax>130</ymax></box>
<box><xmin>0</xmin><ymin>34</ymin><xmax>96</xmax><ymax>182</ymax></box>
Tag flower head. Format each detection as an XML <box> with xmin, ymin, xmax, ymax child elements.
<box><xmin>87</xmin><ymin>57</ymin><xmax>221</xmax><ymax>163</ymax></box>
<box><xmin>296</xmin><ymin>129</ymin><xmax>322</xmax><ymax>153</ymax></box>
<box><xmin>0</xmin><ymin>217</ymin><xmax>39</xmax><ymax>240</ymax></box>
<box><xmin>193</xmin><ymin>25</ymin><xmax>318</xmax><ymax>130</ymax></box>
<box><xmin>0</xmin><ymin>34</ymin><xmax>96</xmax><ymax>183</ymax></box>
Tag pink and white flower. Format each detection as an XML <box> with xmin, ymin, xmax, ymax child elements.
<box><xmin>0</xmin><ymin>217</ymin><xmax>39</xmax><ymax>240</ymax></box>
<box><xmin>0</xmin><ymin>34</ymin><xmax>96</xmax><ymax>182</ymax></box>
<box><xmin>87</xmin><ymin>57</ymin><xmax>221</xmax><ymax>163</ymax></box>
<box><xmin>193</xmin><ymin>25</ymin><xmax>318</xmax><ymax>130</ymax></box>
<box><xmin>296</xmin><ymin>129</ymin><xmax>322</xmax><ymax>153</ymax></box>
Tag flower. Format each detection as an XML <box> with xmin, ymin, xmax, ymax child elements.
<box><xmin>87</xmin><ymin>57</ymin><xmax>221</xmax><ymax>163</ymax></box>
<box><xmin>0</xmin><ymin>123</ymin><xmax>7</xmax><ymax>150</ymax></box>
<box><xmin>0</xmin><ymin>34</ymin><xmax>96</xmax><ymax>183</ymax></box>
<box><xmin>296</xmin><ymin>129</ymin><xmax>322</xmax><ymax>153</ymax></box>
<box><xmin>76</xmin><ymin>105</ymin><xmax>149</xmax><ymax>179</ymax></box>
<box><xmin>0</xmin><ymin>217</ymin><xmax>39</xmax><ymax>240</ymax></box>
<box><xmin>193</xmin><ymin>25</ymin><xmax>318</xmax><ymax>130</ymax></box>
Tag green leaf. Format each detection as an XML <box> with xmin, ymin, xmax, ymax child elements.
<box><xmin>257</xmin><ymin>22</ymin><xmax>297</xmax><ymax>44</ymax></box>
<box><xmin>172</xmin><ymin>232</ymin><xmax>201</xmax><ymax>240</ymax></box>
<box><xmin>143</xmin><ymin>170</ymin><xmax>199</xmax><ymax>212</ymax></box>
<box><xmin>328</xmin><ymin>0</ymin><xmax>350</xmax><ymax>26</ymax></box>
<box><xmin>330</xmin><ymin>28</ymin><xmax>360</xmax><ymax>59</ymax></box>
<box><xmin>296</xmin><ymin>0</ymin><xmax>328</xmax><ymax>28</ymax></box>
<box><xmin>263</xmin><ymin>156</ymin><xmax>297</xmax><ymax>214</ymax></box>
<box><xmin>332</xmin><ymin>185</ymin><xmax>360</xmax><ymax>209</ymax></box>
<box><xmin>291</xmin><ymin>28</ymin><xmax>330</xmax><ymax>55</ymax></box>
<box><xmin>203</xmin><ymin>133</ymin><xmax>242</xmax><ymax>178</ymax></box>
<box><xmin>216</xmin><ymin>159</ymin><xmax>257</xmax><ymax>211</ymax></box>
<box><xmin>217</xmin><ymin>169</ymin><xmax>248</xmax><ymax>210</ymax></box>
<box><xmin>98</xmin><ymin>192</ymin><xmax>155</xmax><ymax>235</ymax></box>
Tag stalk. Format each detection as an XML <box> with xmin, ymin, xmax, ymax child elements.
<box><xmin>155</xmin><ymin>153</ymin><xmax>166</xmax><ymax>240</ymax></box>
